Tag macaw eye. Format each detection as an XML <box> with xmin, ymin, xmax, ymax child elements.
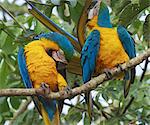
<box><xmin>47</xmin><ymin>49</ymin><xmax>53</xmax><ymax>56</ymax></box>
<box><xmin>33</xmin><ymin>32</ymin><xmax>44</xmax><ymax>40</ymax></box>
<box><xmin>33</xmin><ymin>35</ymin><xmax>39</xmax><ymax>40</ymax></box>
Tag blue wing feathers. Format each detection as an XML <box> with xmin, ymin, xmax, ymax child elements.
<box><xmin>117</xmin><ymin>25</ymin><xmax>136</xmax><ymax>59</ymax></box>
<box><xmin>117</xmin><ymin>25</ymin><xmax>136</xmax><ymax>97</ymax></box>
<box><xmin>81</xmin><ymin>30</ymin><xmax>100</xmax><ymax>118</ymax></box>
<box><xmin>18</xmin><ymin>47</ymin><xmax>33</xmax><ymax>88</ymax></box>
<box><xmin>81</xmin><ymin>30</ymin><xmax>100</xmax><ymax>83</ymax></box>
<box><xmin>18</xmin><ymin>47</ymin><xmax>42</xmax><ymax>114</ymax></box>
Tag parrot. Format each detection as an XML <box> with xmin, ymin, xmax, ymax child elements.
<box><xmin>77</xmin><ymin>0</ymin><xmax>136</xmax><ymax>118</ymax></box>
<box><xmin>24</xmin><ymin>0</ymin><xmax>82</xmax><ymax>75</ymax></box>
<box><xmin>18</xmin><ymin>32</ymin><xmax>75</xmax><ymax>125</ymax></box>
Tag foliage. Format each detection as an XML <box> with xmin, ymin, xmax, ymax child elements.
<box><xmin>0</xmin><ymin>0</ymin><xmax>150</xmax><ymax>125</ymax></box>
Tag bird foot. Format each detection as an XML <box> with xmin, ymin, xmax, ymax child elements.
<box><xmin>104</xmin><ymin>69</ymin><xmax>112</xmax><ymax>79</ymax></box>
<box><xmin>40</xmin><ymin>83</ymin><xmax>51</xmax><ymax>96</ymax></box>
<box><xmin>64</xmin><ymin>86</ymin><xmax>72</xmax><ymax>94</ymax></box>
<box><xmin>116</xmin><ymin>64</ymin><xmax>124</xmax><ymax>71</ymax></box>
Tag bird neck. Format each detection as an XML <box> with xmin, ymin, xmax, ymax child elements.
<box><xmin>87</xmin><ymin>16</ymin><xmax>99</xmax><ymax>30</ymax></box>
<box><xmin>97</xmin><ymin>4</ymin><xmax>112</xmax><ymax>28</ymax></box>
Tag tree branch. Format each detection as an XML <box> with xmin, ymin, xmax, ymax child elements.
<box><xmin>0</xmin><ymin>48</ymin><xmax>150</xmax><ymax>99</ymax></box>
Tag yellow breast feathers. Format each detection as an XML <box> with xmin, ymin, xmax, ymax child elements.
<box><xmin>24</xmin><ymin>39</ymin><xmax>64</xmax><ymax>91</ymax></box>
<box><xmin>95</xmin><ymin>27</ymin><xmax>129</xmax><ymax>74</ymax></box>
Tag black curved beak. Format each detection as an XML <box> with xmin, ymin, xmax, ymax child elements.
<box><xmin>52</xmin><ymin>50</ymin><xmax>68</xmax><ymax>64</ymax></box>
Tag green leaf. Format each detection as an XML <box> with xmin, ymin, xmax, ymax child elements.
<box><xmin>84</xmin><ymin>113</ymin><xmax>91</xmax><ymax>125</ymax></box>
<box><xmin>10</xmin><ymin>97</ymin><xmax>22</xmax><ymax>110</ymax></box>
<box><xmin>131</xmin><ymin>0</ymin><xmax>140</xmax><ymax>4</ymax></box>
<box><xmin>0</xmin><ymin>31</ymin><xmax>8</xmax><ymax>48</ymax></box>
<box><xmin>44</xmin><ymin>4</ymin><xmax>54</xmax><ymax>18</ymax></box>
<box><xmin>119</xmin><ymin>0</ymin><xmax>150</xmax><ymax>27</ymax></box>
<box><xmin>111</xmin><ymin>0</ymin><xmax>131</xmax><ymax>15</ymax></box>
<box><xmin>1</xmin><ymin>36</ymin><xmax>17</xmax><ymax>55</ymax></box>
<box><xmin>34</xmin><ymin>20</ymin><xmax>49</xmax><ymax>34</ymax></box>
<box><xmin>69</xmin><ymin>1</ymin><xmax>83</xmax><ymax>24</ymax></box>
<box><xmin>0</xmin><ymin>59</ymin><xmax>10</xmax><ymax>88</ymax></box>
<box><xmin>13</xmin><ymin>109</ymin><xmax>43</xmax><ymax>125</ymax></box>
<box><xmin>65</xmin><ymin>107</ymin><xmax>82</xmax><ymax>124</ymax></box>
<box><xmin>57</xmin><ymin>3</ymin><xmax>71</xmax><ymax>22</ymax></box>
<box><xmin>0</xmin><ymin>97</ymin><xmax>9</xmax><ymax>113</ymax></box>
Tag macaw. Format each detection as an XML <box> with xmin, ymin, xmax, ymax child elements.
<box><xmin>18</xmin><ymin>32</ymin><xmax>75</xmax><ymax>125</ymax></box>
<box><xmin>78</xmin><ymin>0</ymin><xmax>136</xmax><ymax>118</ymax></box>
<box><xmin>25</xmin><ymin>0</ymin><xmax>82</xmax><ymax>75</ymax></box>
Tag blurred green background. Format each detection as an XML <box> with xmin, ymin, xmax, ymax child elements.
<box><xmin>0</xmin><ymin>0</ymin><xmax>150</xmax><ymax>125</ymax></box>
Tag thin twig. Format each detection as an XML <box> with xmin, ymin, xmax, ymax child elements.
<box><xmin>92</xmin><ymin>99</ymin><xmax>112</xmax><ymax>119</ymax></box>
<box><xmin>64</xmin><ymin>102</ymin><xmax>86</xmax><ymax>112</ymax></box>
<box><xmin>64</xmin><ymin>102</ymin><xmax>101</xmax><ymax>115</ymax></box>
<box><xmin>122</xmin><ymin>97</ymin><xmax>134</xmax><ymax>114</ymax></box>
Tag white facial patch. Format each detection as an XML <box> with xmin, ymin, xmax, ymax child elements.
<box><xmin>88</xmin><ymin>0</ymin><xmax>101</xmax><ymax>19</ymax></box>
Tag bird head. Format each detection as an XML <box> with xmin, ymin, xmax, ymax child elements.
<box><xmin>34</xmin><ymin>32</ymin><xmax>75</xmax><ymax>64</ymax></box>
<box><xmin>87</xmin><ymin>0</ymin><xmax>101</xmax><ymax>20</ymax></box>
<box><xmin>87</xmin><ymin>0</ymin><xmax>112</xmax><ymax>28</ymax></box>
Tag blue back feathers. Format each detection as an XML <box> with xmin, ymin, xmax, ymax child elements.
<box><xmin>98</xmin><ymin>2</ymin><xmax>112</xmax><ymax>28</ymax></box>
<box><xmin>34</xmin><ymin>32</ymin><xmax>74</xmax><ymax>61</ymax></box>
<box><xmin>81</xmin><ymin>30</ymin><xmax>100</xmax><ymax>83</ymax></box>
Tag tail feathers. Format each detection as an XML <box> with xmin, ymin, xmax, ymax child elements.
<box><xmin>41</xmin><ymin>106</ymin><xmax>51</xmax><ymax>125</ymax></box>
<box><xmin>38</xmin><ymin>95</ymin><xmax>60</xmax><ymax>125</ymax></box>
<box><xmin>124</xmin><ymin>68</ymin><xmax>136</xmax><ymax>98</ymax></box>
<box><xmin>85</xmin><ymin>92</ymin><xmax>93</xmax><ymax>121</ymax></box>
<box><xmin>52</xmin><ymin>106</ymin><xmax>60</xmax><ymax>125</ymax></box>
<box><xmin>41</xmin><ymin>105</ymin><xmax>60</xmax><ymax>125</ymax></box>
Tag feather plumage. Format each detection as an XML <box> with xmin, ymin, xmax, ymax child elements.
<box><xmin>80</xmin><ymin>2</ymin><xmax>136</xmax><ymax>113</ymax></box>
<box><xmin>81</xmin><ymin>30</ymin><xmax>100</xmax><ymax>119</ymax></box>
<box><xmin>18</xmin><ymin>32</ymin><xmax>74</xmax><ymax>125</ymax></box>
<box><xmin>117</xmin><ymin>25</ymin><xmax>136</xmax><ymax>97</ymax></box>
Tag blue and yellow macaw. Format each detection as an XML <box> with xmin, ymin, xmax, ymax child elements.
<box><xmin>78</xmin><ymin>0</ymin><xmax>136</xmax><ymax>118</ymax></box>
<box><xmin>18</xmin><ymin>32</ymin><xmax>75</xmax><ymax>125</ymax></box>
